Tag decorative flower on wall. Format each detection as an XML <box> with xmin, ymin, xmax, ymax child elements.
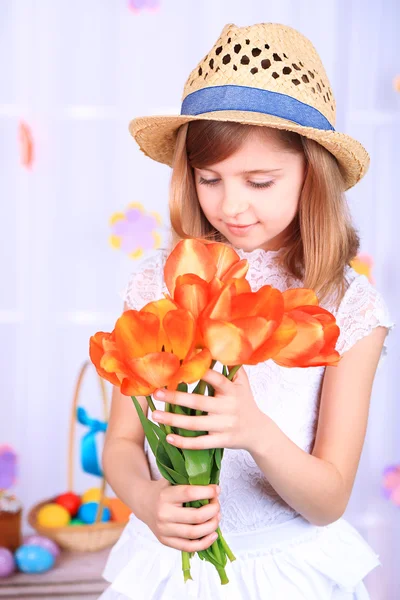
<box><xmin>109</xmin><ymin>202</ymin><xmax>163</xmax><ymax>259</ymax></box>
<box><xmin>382</xmin><ymin>464</ymin><xmax>400</xmax><ymax>506</ymax></box>
<box><xmin>128</xmin><ymin>0</ymin><xmax>161</xmax><ymax>12</ymax></box>
<box><xmin>0</xmin><ymin>446</ymin><xmax>18</xmax><ymax>489</ymax></box>
<box><xmin>18</xmin><ymin>121</ymin><xmax>34</xmax><ymax>169</ymax></box>
<box><xmin>350</xmin><ymin>254</ymin><xmax>375</xmax><ymax>284</ymax></box>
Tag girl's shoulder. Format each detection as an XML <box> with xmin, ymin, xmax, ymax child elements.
<box><xmin>123</xmin><ymin>247</ymin><xmax>169</xmax><ymax>310</ymax></box>
<box><xmin>333</xmin><ymin>265</ymin><xmax>395</xmax><ymax>357</ymax></box>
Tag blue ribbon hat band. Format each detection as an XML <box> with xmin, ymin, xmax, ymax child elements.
<box><xmin>181</xmin><ymin>85</ymin><xmax>335</xmax><ymax>132</ymax></box>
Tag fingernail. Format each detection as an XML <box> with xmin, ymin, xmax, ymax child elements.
<box><xmin>216</xmin><ymin>486</ymin><xmax>221</xmax><ymax>494</ymax></box>
<box><xmin>211</xmin><ymin>533</ymin><xmax>218</xmax><ymax>541</ymax></box>
<box><xmin>154</xmin><ymin>389</ymin><xmax>165</xmax><ymax>399</ymax></box>
<box><xmin>166</xmin><ymin>435</ymin><xmax>174</xmax><ymax>443</ymax></box>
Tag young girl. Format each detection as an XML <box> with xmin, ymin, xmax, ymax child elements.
<box><xmin>100</xmin><ymin>22</ymin><xmax>395</xmax><ymax>599</ymax></box>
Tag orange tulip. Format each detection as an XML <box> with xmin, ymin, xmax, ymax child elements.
<box><xmin>273</xmin><ymin>291</ymin><xmax>341</xmax><ymax>367</ymax></box>
<box><xmin>199</xmin><ymin>283</ymin><xmax>296</xmax><ymax>364</ymax></box>
<box><xmin>89</xmin><ymin>300</ymin><xmax>212</xmax><ymax>395</ymax></box>
<box><xmin>164</xmin><ymin>239</ymin><xmax>251</xmax><ymax>318</ymax></box>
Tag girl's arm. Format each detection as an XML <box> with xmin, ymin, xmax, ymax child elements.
<box><xmin>249</xmin><ymin>325</ymin><xmax>389</xmax><ymax>527</ymax></box>
<box><xmin>102</xmin><ymin>302</ymin><xmax>153</xmax><ymax>523</ymax></box>
<box><xmin>102</xmin><ymin>384</ymin><xmax>154</xmax><ymax>523</ymax></box>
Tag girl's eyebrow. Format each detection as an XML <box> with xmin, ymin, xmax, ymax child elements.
<box><xmin>198</xmin><ymin>168</ymin><xmax>283</xmax><ymax>175</ymax></box>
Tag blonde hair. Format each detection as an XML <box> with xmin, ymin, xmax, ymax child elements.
<box><xmin>168</xmin><ymin>121</ymin><xmax>360</xmax><ymax>308</ymax></box>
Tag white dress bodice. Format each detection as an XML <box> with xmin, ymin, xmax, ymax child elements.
<box><xmin>123</xmin><ymin>247</ymin><xmax>394</xmax><ymax>534</ymax></box>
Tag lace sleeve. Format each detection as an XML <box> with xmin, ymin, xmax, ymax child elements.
<box><xmin>122</xmin><ymin>249</ymin><xmax>168</xmax><ymax>310</ymax></box>
<box><xmin>335</xmin><ymin>269</ymin><xmax>395</xmax><ymax>361</ymax></box>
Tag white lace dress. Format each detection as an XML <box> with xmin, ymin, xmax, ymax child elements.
<box><xmin>100</xmin><ymin>247</ymin><xmax>395</xmax><ymax>600</ymax></box>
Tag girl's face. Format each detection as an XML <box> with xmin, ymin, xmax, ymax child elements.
<box><xmin>194</xmin><ymin>130</ymin><xmax>306</xmax><ymax>252</ymax></box>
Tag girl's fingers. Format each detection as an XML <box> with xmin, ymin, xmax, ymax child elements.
<box><xmin>154</xmin><ymin>388</ymin><xmax>221</xmax><ymax>413</ymax></box>
<box><xmin>152</xmin><ymin>411</ymin><xmax>225</xmax><ymax>431</ymax></box>
<box><xmin>167</xmin><ymin>432</ymin><xmax>223</xmax><ymax>450</ymax></box>
<box><xmin>200</xmin><ymin>368</ymin><xmax>234</xmax><ymax>393</ymax></box>
<box><xmin>172</xmin><ymin>498</ymin><xmax>220</xmax><ymax>524</ymax></box>
<box><xmin>170</xmin><ymin>484</ymin><xmax>219</xmax><ymax>504</ymax></box>
<box><xmin>164</xmin><ymin>513</ymin><xmax>220</xmax><ymax>540</ymax></box>
<box><xmin>163</xmin><ymin>531</ymin><xmax>218</xmax><ymax>553</ymax></box>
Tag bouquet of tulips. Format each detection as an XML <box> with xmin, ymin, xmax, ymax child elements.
<box><xmin>89</xmin><ymin>239</ymin><xmax>340</xmax><ymax>585</ymax></box>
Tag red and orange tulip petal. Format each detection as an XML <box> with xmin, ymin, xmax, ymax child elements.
<box><xmin>208</xmin><ymin>277</ymin><xmax>224</xmax><ymax>299</ymax></box>
<box><xmin>164</xmin><ymin>239</ymin><xmax>216</xmax><ymax>295</ymax></box>
<box><xmin>291</xmin><ymin>305</ymin><xmax>340</xmax><ymax>351</ymax></box>
<box><xmin>174</xmin><ymin>274</ymin><xmax>209</xmax><ymax>318</ymax></box>
<box><xmin>225</xmin><ymin>277</ymin><xmax>252</xmax><ymax>295</ymax></box>
<box><xmin>247</xmin><ymin>314</ymin><xmax>297</xmax><ymax>364</ymax></box>
<box><xmin>201</xmin><ymin>319</ymin><xmax>253</xmax><ymax>364</ymax></box>
<box><xmin>169</xmin><ymin>348</ymin><xmax>212</xmax><ymax>390</ymax></box>
<box><xmin>141</xmin><ymin>297</ymin><xmax>177</xmax><ymax>318</ymax></box>
<box><xmin>231</xmin><ymin>316</ymin><xmax>276</xmax><ymax>352</ymax></box>
<box><xmin>201</xmin><ymin>283</ymin><xmax>234</xmax><ymax>320</ymax></box>
<box><xmin>141</xmin><ymin>297</ymin><xmax>178</xmax><ymax>352</ymax></box>
<box><xmin>115</xmin><ymin>310</ymin><xmax>160</xmax><ymax>358</ymax></box>
<box><xmin>163</xmin><ymin>308</ymin><xmax>196</xmax><ymax>360</ymax></box>
<box><xmin>206</xmin><ymin>242</ymin><xmax>241</xmax><ymax>279</ymax></box>
<box><xmin>287</xmin><ymin>306</ymin><xmax>340</xmax><ymax>366</ymax></box>
<box><xmin>100</xmin><ymin>351</ymin><xmax>131</xmax><ymax>382</ymax></box>
<box><xmin>222</xmin><ymin>258</ymin><xmax>249</xmax><ymax>281</ymax></box>
<box><xmin>121</xmin><ymin>376</ymin><xmax>155</xmax><ymax>397</ymax></box>
<box><xmin>129</xmin><ymin>352</ymin><xmax>181</xmax><ymax>391</ymax></box>
<box><xmin>232</xmin><ymin>285</ymin><xmax>284</xmax><ymax>321</ymax></box>
<box><xmin>89</xmin><ymin>333</ymin><xmax>120</xmax><ymax>386</ymax></box>
<box><xmin>304</xmin><ymin>349</ymin><xmax>341</xmax><ymax>367</ymax></box>
<box><xmin>282</xmin><ymin>289</ymin><xmax>319</xmax><ymax>311</ymax></box>
<box><xmin>273</xmin><ymin>310</ymin><xmax>326</xmax><ymax>367</ymax></box>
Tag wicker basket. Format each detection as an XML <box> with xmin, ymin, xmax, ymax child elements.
<box><xmin>28</xmin><ymin>361</ymin><xmax>127</xmax><ymax>552</ymax></box>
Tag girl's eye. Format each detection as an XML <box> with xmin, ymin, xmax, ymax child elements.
<box><xmin>198</xmin><ymin>177</ymin><xmax>275</xmax><ymax>190</ymax></box>
<box><xmin>198</xmin><ymin>177</ymin><xmax>219</xmax><ymax>186</ymax></box>
<box><xmin>249</xmin><ymin>181</ymin><xmax>275</xmax><ymax>189</ymax></box>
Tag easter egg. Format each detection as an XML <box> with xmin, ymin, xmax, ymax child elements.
<box><xmin>37</xmin><ymin>503</ymin><xmax>70</xmax><ymax>528</ymax></box>
<box><xmin>108</xmin><ymin>498</ymin><xmax>131</xmax><ymax>523</ymax></box>
<box><xmin>55</xmin><ymin>492</ymin><xmax>81</xmax><ymax>517</ymax></box>
<box><xmin>23</xmin><ymin>535</ymin><xmax>60</xmax><ymax>558</ymax></box>
<box><xmin>81</xmin><ymin>488</ymin><xmax>110</xmax><ymax>507</ymax></box>
<box><xmin>15</xmin><ymin>545</ymin><xmax>55</xmax><ymax>574</ymax></box>
<box><xmin>69</xmin><ymin>518</ymin><xmax>84</xmax><ymax>526</ymax></box>
<box><xmin>78</xmin><ymin>502</ymin><xmax>111</xmax><ymax>525</ymax></box>
<box><xmin>0</xmin><ymin>547</ymin><xmax>15</xmax><ymax>578</ymax></box>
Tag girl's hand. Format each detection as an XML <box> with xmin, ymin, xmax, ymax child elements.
<box><xmin>145</xmin><ymin>479</ymin><xmax>221</xmax><ymax>552</ymax></box>
<box><xmin>152</xmin><ymin>367</ymin><xmax>264</xmax><ymax>452</ymax></box>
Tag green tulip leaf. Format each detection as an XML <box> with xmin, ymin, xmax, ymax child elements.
<box><xmin>131</xmin><ymin>396</ymin><xmax>160</xmax><ymax>456</ymax></box>
<box><xmin>183</xmin><ymin>448</ymin><xmax>212</xmax><ymax>486</ymax></box>
<box><xmin>149</xmin><ymin>421</ymin><xmax>187</xmax><ymax>476</ymax></box>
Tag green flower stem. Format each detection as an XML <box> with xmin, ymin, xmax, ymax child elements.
<box><xmin>182</xmin><ymin>551</ymin><xmax>192</xmax><ymax>582</ymax></box>
<box><xmin>146</xmin><ymin>395</ymin><xmax>167</xmax><ymax>434</ymax></box>
<box><xmin>227</xmin><ymin>364</ymin><xmax>241</xmax><ymax>381</ymax></box>
<box><xmin>164</xmin><ymin>401</ymin><xmax>173</xmax><ymax>435</ymax></box>
<box><xmin>216</xmin><ymin>566</ymin><xmax>229</xmax><ymax>585</ymax></box>
<box><xmin>216</xmin><ymin>527</ymin><xmax>236</xmax><ymax>562</ymax></box>
<box><xmin>146</xmin><ymin>395</ymin><xmax>157</xmax><ymax>412</ymax></box>
<box><xmin>210</xmin><ymin>537</ymin><xmax>223</xmax><ymax>565</ymax></box>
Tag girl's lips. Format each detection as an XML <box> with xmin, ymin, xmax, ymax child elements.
<box><xmin>225</xmin><ymin>223</ymin><xmax>258</xmax><ymax>236</ymax></box>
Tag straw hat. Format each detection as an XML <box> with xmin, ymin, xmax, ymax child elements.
<box><xmin>129</xmin><ymin>22</ymin><xmax>369</xmax><ymax>190</ymax></box>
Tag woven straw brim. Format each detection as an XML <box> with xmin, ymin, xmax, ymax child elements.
<box><xmin>129</xmin><ymin>112</ymin><xmax>369</xmax><ymax>191</ymax></box>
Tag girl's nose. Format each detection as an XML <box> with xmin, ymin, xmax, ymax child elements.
<box><xmin>220</xmin><ymin>193</ymin><xmax>250</xmax><ymax>218</ymax></box>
